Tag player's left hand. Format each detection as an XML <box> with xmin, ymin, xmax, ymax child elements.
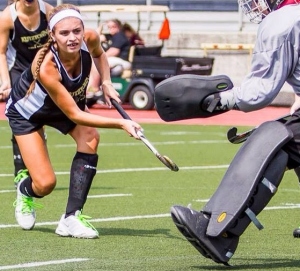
<box><xmin>101</xmin><ymin>81</ymin><xmax>120</xmax><ymax>107</ymax></box>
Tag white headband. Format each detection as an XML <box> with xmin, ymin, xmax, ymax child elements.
<box><xmin>49</xmin><ymin>9</ymin><xmax>83</xmax><ymax>31</ymax></box>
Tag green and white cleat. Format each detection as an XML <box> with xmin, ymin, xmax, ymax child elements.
<box><xmin>14</xmin><ymin>178</ymin><xmax>42</xmax><ymax>230</ymax></box>
<box><xmin>55</xmin><ymin>210</ymin><xmax>99</xmax><ymax>239</ymax></box>
<box><xmin>14</xmin><ymin>169</ymin><xmax>29</xmax><ymax>189</ymax></box>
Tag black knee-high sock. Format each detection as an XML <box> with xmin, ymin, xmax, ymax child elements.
<box><xmin>19</xmin><ymin>176</ymin><xmax>43</xmax><ymax>198</ymax></box>
<box><xmin>66</xmin><ymin>152</ymin><xmax>98</xmax><ymax>217</ymax></box>
<box><xmin>12</xmin><ymin>135</ymin><xmax>26</xmax><ymax>177</ymax></box>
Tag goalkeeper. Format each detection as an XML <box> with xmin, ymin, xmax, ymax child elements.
<box><xmin>155</xmin><ymin>0</ymin><xmax>300</xmax><ymax>265</ymax></box>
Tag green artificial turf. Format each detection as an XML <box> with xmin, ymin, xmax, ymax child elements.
<box><xmin>1</xmin><ymin>120</ymin><xmax>300</xmax><ymax>270</ymax></box>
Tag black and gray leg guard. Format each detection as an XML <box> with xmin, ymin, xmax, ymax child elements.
<box><xmin>154</xmin><ymin>74</ymin><xmax>233</xmax><ymax>122</ymax></box>
<box><xmin>171</xmin><ymin>121</ymin><xmax>292</xmax><ymax>265</ymax></box>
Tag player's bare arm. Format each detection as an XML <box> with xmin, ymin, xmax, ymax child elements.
<box><xmin>37</xmin><ymin>51</ymin><xmax>139</xmax><ymax>137</ymax></box>
<box><xmin>84</xmin><ymin>28</ymin><xmax>120</xmax><ymax>105</ymax></box>
<box><xmin>0</xmin><ymin>7</ymin><xmax>14</xmax><ymax>97</ymax></box>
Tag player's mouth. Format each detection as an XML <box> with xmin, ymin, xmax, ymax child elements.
<box><xmin>68</xmin><ymin>43</ymin><xmax>79</xmax><ymax>48</ymax></box>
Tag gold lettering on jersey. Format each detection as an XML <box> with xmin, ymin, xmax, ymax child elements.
<box><xmin>21</xmin><ymin>30</ymin><xmax>48</xmax><ymax>49</ymax></box>
<box><xmin>70</xmin><ymin>77</ymin><xmax>89</xmax><ymax>102</ymax></box>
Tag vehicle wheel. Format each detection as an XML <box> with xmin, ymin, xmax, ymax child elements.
<box><xmin>86</xmin><ymin>90</ymin><xmax>104</xmax><ymax>108</ymax></box>
<box><xmin>129</xmin><ymin>85</ymin><xmax>154</xmax><ymax>110</ymax></box>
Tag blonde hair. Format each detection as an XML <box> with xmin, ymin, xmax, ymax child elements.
<box><xmin>27</xmin><ymin>4</ymin><xmax>81</xmax><ymax>95</ymax></box>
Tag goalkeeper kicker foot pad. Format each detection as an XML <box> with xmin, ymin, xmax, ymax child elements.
<box><xmin>170</xmin><ymin>205</ymin><xmax>239</xmax><ymax>266</ymax></box>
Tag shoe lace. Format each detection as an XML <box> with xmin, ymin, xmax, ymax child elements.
<box><xmin>13</xmin><ymin>196</ymin><xmax>43</xmax><ymax>214</ymax></box>
<box><xmin>14</xmin><ymin>169</ymin><xmax>29</xmax><ymax>184</ymax></box>
<box><xmin>77</xmin><ymin>212</ymin><xmax>98</xmax><ymax>232</ymax></box>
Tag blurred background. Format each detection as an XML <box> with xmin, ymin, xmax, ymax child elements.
<box><xmin>0</xmin><ymin>1</ymin><xmax>292</xmax><ymax>107</ymax></box>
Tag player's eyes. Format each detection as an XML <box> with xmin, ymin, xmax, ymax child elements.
<box><xmin>59</xmin><ymin>31</ymin><xmax>69</xmax><ymax>36</ymax></box>
<box><xmin>73</xmin><ymin>29</ymin><xmax>81</xmax><ymax>34</ymax></box>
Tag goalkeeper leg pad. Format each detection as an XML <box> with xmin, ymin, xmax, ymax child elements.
<box><xmin>170</xmin><ymin>121</ymin><xmax>292</xmax><ymax>265</ymax></box>
<box><xmin>203</xmin><ymin>121</ymin><xmax>292</xmax><ymax>237</ymax></box>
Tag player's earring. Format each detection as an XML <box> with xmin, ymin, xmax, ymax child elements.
<box><xmin>52</xmin><ymin>37</ymin><xmax>58</xmax><ymax>50</ymax></box>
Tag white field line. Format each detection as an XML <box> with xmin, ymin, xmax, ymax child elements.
<box><xmin>265</xmin><ymin>204</ymin><xmax>300</xmax><ymax>210</ymax></box>
<box><xmin>194</xmin><ymin>199</ymin><xmax>300</xmax><ymax>207</ymax></box>
<box><xmin>194</xmin><ymin>199</ymin><xmax>210</xmax><ymax>202</ymax></box>
<box><xmin>0</xmin><ymin>258</ymin><xmax>89</xmax><ymax>270</ymax></box>
<box><xmin>0</xmin><ymin>127</ymin><xmax>224</xmax><ymax>136</ymax></box>
<box><xmin>1</xmin><ymin>205</ymin><xmax>300</xmax><ymax>229</ymax></box>
<box><xmin>0</xmin><ymin>165</ymin><xmax>229</xmax><ymax>178</ymax></box>
<box><xmin>160</xmin><ymin>131</ymin><xmax>225</xmax><ymax>136</ymax></box>
<box><xmin>87</xmin><ymin>193</ymin><xmax>132</xmax><ymax>198</ymax></box>
<box><xmin>0</xmin><ymin>214</ymin><xmax>170</xmax><ymax>229</ymax></box>
<box><xmin>0</xmin><ymin>140</ymin><xmax>228</xmax><ymax>150</ymax></box>
<box><xmin>0</xmin><ymin>189</ymin><xmax>133</xmax><ymax>199</ymax></box>
<box><xmin>74</xmin><ymin>140</ymin><xmax>227</xmax><ymax>147</ymax></box>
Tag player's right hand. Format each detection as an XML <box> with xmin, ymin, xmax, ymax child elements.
<box><xmin>121</xmin><ymin>119</ymin><xmax>142</xmax><ymax>140</ymax></box>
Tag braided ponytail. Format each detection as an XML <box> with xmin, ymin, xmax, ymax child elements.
<box><xmin>26</xmin><ymin>36</ymin><xmax>52</xmax><ymax>95</ymax></box>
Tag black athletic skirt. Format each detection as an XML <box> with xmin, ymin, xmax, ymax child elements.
<box><xmin>5</xmin><ymin>101</ymin><xmax>77</xmax><ymax>135</ymax></box>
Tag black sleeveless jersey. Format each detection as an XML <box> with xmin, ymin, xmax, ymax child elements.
<box><xmin>8</xmin><ymin>43</ymin><xmax>92</xmax><ymax>123</ymax></box>
<box><xmin>6</xmin><ymin>0</ymin><xmax>49</xmax><ymax>77</ymax></box>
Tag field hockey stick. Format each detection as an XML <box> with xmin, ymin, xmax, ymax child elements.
<box><xmin>227</xmin><ymin>113</ymin><xmax>291</xmax><ymax>144</ymax></box>
<box><xmin>110</xmin><ymin>99</ymin><xmax>179</xmax><ymax>172</ymax></box>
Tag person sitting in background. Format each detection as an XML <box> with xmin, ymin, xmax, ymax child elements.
<box><xmin>86</xmin><ymin>19</ymin><xmax>132</xmax><ymax>108</ymax></box>
<box><xmin>122</xmin><ymin>22</ymin><xmax>145</xmax><ymax>46</ymax></box>
<box><xmin>86</xmin><ymin>19</ymin><xmax>133</xmax><ymax>108</ymax></box>
<box><xmin>100</xmin><ymin>19</ymin><xmax>131</xmax><ymax>75</ymax></box>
